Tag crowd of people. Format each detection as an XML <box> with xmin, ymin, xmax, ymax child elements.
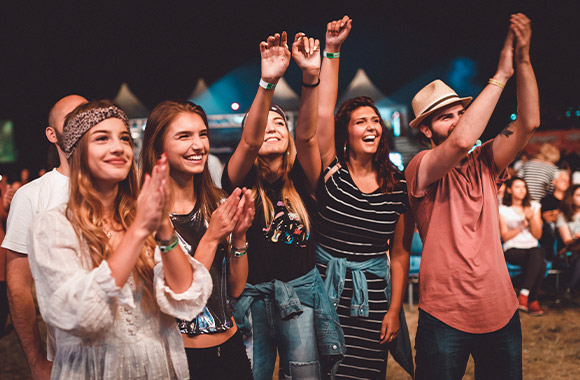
<box><xmin>0</xmin><ymin>11</ymin><xmax>577</xmax><ymax>380</ymax></box>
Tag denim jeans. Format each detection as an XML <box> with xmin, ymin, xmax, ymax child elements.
<box><xmin>415</xmin><ymin>309</ymin><xmax>522</xmax><ymax>380</ymax></box>
<box><xmin>248</xmin><ymin>296</ymin><xmax>320</xmax><ymax>380</ymax></box>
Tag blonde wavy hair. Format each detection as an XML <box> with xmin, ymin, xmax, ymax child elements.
<box><xmin>65</xmin><ymin>100</ymin><xmax>157</xmax><ymax>313</ymax></box>
<box><xmin>254</xmin><ymin>124</ymin><xmax>311</xmax><ymax>233</ymax></box>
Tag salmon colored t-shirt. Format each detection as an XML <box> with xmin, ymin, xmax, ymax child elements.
<box><xmin>405</xmin><ymin>140</ymin><xmax>518</xmax><ymax>333</ymax></box>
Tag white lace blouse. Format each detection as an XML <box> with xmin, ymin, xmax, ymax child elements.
<box><xmin>28</xmin><ymin>206</ymin><xmax>212</xmax><ymax>379</ymax></box>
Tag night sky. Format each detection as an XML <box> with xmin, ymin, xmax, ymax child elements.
<box><xmin>1</xmin><ymin>0</ymin><xmax>579</xmax><ymax>177</ymax></box>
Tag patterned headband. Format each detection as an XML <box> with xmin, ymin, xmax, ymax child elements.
<box><xmin>63</xmin><ymin>105</ymin><xmax>129</xmax><ymax>159</ymax></box>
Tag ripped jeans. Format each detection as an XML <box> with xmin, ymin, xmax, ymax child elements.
<box><xmin>247</xmin><ymin>296</ymin><xmax>320</xmax><ymax>380</ymax></box>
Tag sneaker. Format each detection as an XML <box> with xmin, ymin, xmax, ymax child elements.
<box><xmin>518</xmin><ymin>294</ymin><xmax>529</xmax><ymax>312</ymax></box>
<box><xmin>528</xmin><ymin>300</ymin><xmax>544</xmax><ymax>316</ymax></box>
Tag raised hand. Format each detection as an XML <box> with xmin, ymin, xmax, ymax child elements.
<box><xmin>205</xmin><ymin>188</ymin><xmax>243</xmax><ymax>243</ymax></box>
<box><xmin>510</xmin><ymin>13</ymin><xmax>532</xmax><ymax>62</ymax></box>
<box><xmin>325</xmin><ymin>15</ymin><xmax>352</xmax><ymax>52</ymax></box>
<box><xmin>495</xmin><ymin>27</ymin><xmax>515</xmax><ymax>82</ymax></box>
<box><xmin>135</xmin><ymin>154</ymin><xmax>169</xmax><ymax>238</ymax></box>
<box><xmin>260</xmin><ymin>32</ymin><xmax>291</xmax><ymax>84</ymax></box>
<box><xmin>232</xmin><ymin>188</ymin><xmax>255</xmax><ymax>240</ymax></box>
<box><xmin>292</xmin><ymin>32</ymin><xmax>321</xmax><ymax>78</ymax></box>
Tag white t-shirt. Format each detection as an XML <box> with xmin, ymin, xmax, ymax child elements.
<box><xmin>499</xmin><ymin>201</ymin><xmax>541</xmax><ymax>251</ymax></box>
<box><xmin>2</xmin><ymin>168</ymin><xmax>69</xmax><ymax>254</ymax></box>
<box><xmin>1</xmin><ymin>168</ymin><xmax>69</xmax><ymax>361</ymax></box>
<box><xmin>557</xmin><ymin>213</ymin><xmax>580</xmax><ymax>236</ymax></box>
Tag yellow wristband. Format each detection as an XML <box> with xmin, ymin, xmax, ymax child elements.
<box><xmin>488</xmin><ymin>78</ymin><xmax>506</xmax><ymax>89</ymax></box>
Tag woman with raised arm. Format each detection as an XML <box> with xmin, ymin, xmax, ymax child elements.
<box><xmin>314</xmin><ymin>16</ymin><xmax>415</xmax><ymax>379</ymax></box>
<box><xmin>222</xmin><ymin>32</ymin><xmax>344</xmax><ymax>379</ymax></box>
<box><xmin>139</xmin><ymin>100</ymin><xmax>255</xmax><ymax>380</ymax></box>
<box><xmin>28</xmin><ymin>100</ymin><xmax>212</xmax><ymax>379</ymax></box>
<box><xmin>499</xmin><ymin>177</ymin><xmax>545</xmax><ymax>315</ymax></box>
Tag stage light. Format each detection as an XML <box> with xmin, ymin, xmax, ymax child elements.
<box><xmin>510</xmin><ymin>114</ymin><xmax>517</xmax><ymax>121</ymax></box>
<box><xmin>231</xmin><ymin>102</ymin><xmax>240</xmax><ymax>111</ymax></box>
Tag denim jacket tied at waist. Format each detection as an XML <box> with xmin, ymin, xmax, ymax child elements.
<box><xmin>316</xmin><ymin>244</ymin><xmax>415</xmax><ymax>379</ymax></box>
<box><xmin>233</xmin><ymin>267</ymin><xmax>345</xmax><ymax>378</ymax></box>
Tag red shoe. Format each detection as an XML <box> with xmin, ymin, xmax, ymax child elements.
<box><xmin>518</xmin><ymin>294</ymin><xmax>529</xmax><ymax>312</ymax></box>
<box><xmin>528</xmin><ymin>300</ymin><xmax>544</xmax><ymax>316</ymax></box>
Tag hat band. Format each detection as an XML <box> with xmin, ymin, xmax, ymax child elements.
<box><xmin>418</xmin><ymin>94</ymin><xmax>461</xmax><ymax>117</ymax></box>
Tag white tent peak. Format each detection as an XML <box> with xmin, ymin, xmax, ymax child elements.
<box><xmin>339</xmin><ymin>69</ymin><xmax>385</xmax><ymax>104</ymax></box>
<box><xmin>272</xmin><ymin>77</ymin><xmax>299</xmax><ymax>111</ymax></box>
<box><xmin>189</xmin><ymin>78</ymin><xmax>209</xmax><ymax>100</ymax></box>
<box><xmin>114</xmin><ymin>83</ymin><xmax>149</xmax><ymax>118</ymax></box>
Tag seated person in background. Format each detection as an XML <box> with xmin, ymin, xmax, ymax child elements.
<box><xmin>557</xmin><ymin>184</ymin><xmax>580</xmax><ymax>298</ymax></box>
<box><xmin>499</xmin><ymin>177</ymin><xmax>545</xmax><ymax>315</ymax></box>
<box><xmin>517</xmin><ymin>142</ymin><xmax>560</xmax><ymax>202</ymax></box>
<box><xmin>540</xmin><ymin>170</ymin><xmax>570</xmax><ymax>260</ymax></box>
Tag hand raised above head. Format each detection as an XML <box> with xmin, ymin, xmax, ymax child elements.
<box><xmin>260</xmin><ymin>31</ymin><xmax>291</xmax><ymax>84</ymax></box>
<box><xmin>510</xmin><ymin>13</ymin><xmax>532</xmax><ymax>61</ymax></box>
<box><xmin>494</xmin><ymin>26</ymin><xmax>515</xmax><ymax>83</ymax></box>
<box><xmin>292</xmin><ymin>32</ymin><xmax>321</xmax><ymax>77</ymax></box>
<box><xmin>325</xmin><ymin>15</ymin><xmax>352</xmax><ymax>52</ymax></box>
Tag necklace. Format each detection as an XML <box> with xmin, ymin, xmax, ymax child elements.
<box><xmin>105</xmin><ymin>230</ymin><xmax>113</xmax><ymax>239</ymax></box>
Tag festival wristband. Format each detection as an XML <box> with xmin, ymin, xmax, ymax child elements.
<box><xmin>231</xmin><ymin>242</ymin><xmax>248</xmax><ymax>258</ymax></box>
<box><xmin>323</xmin><ymin>50</ymin><xmax>340</xmax><ymax>59</ymax></box>
<box><xmin>259</xmin><ymin>79</ymin><xmax>277</xmax><ymax>90</ymax></box>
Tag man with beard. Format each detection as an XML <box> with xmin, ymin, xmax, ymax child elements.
<box><xmin>3</xmin><ymin>95</ymin><xmax>87</xmax><ymax>380</ymax></box>
<box><xmin>405</xmin><ymin>14</ymin><xmax>538</xmax><ymax>380</ymax></box>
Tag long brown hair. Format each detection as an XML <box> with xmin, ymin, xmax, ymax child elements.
<box><xmin>335</xmin><ymin>96</ymin><xmax>400</xmax><ymax>193</ymax></box>
<box><xmin>65</xmin><ymin>100</ymin><xmax>156</xmax><ymax>312</ymax></box>
<box><xmin>503</xmin><ymin>177</ymin><xmax>532</xmax><ymax>208</ymax></box>
<box><xmin>139</xmin><ymin>100</ymin><xmax>223</xmax><ymax>221</ymax></box>
<box><xmin>560</xmin><ymin>184</ymin><xmax>580</xmax><ymax>222</ymax></box>
<box><xmin>254</xmin><ymin>129</ymin><xmax>311</xmax><ymax>233</ymax></box>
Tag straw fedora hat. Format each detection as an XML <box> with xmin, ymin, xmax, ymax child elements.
<box><xmin>409</xmin><ymin>79</ymin><xmax>472</xmax><ymax>129</ymax></box>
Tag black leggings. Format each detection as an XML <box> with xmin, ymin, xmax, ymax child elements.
<box><xmin>185</xmin><ymin>329</ymin><xmax>253</xmax><ymax>380</ymax></box>
<box><xmin>505</xmin><ymin>247</ymin><xmax>546</xmax><ymax>301</ymax></box>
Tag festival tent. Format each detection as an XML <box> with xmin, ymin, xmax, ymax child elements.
<box><xmin>271</xmin><ymin>77</ymin><xmax>299</xmax><ymax>111</ymax></box>
<box><xmin>113</xmin><ymin>83</ymin><xmax>150</xmax><ymax>119</ymax></box>
<box><xmin>188</xmin><ymin>78</ymin><xmax>209</xmax><ymax>100</ymax></box>
<box><xmin>338</xmin><ymin>68</ymin><xmax>386</xmax><ymax>105</ymax></box>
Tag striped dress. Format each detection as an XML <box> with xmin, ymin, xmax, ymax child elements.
<box><xmin>314</xmin><ymin>158</ymin><xmax>409</xmax><ymax>380</ymax></box>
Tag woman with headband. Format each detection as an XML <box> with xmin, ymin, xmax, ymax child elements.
<box><xmin>222</xmin><ymin>32</ymin><xmax>344</xmax><ymax>379</ymax></box>
<box><xmin>28</xmin><ymin>100</ymin><xmax>212</xmax><ymax>379</ymax></box>
<box><xmin>313</xmin><ymin>16</ymin><xmax>414</xmax><ymax>379</ymax></box>
<box><xmin>139</xmin><ymin>100</ymin><xmax>255</xmax><ymax>380</ymax></box>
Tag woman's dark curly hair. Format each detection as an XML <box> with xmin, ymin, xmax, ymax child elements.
<box><xmin>334</xmin><ymin>96</ymin><xmax>399</xmax><ymax>192</ymax></box>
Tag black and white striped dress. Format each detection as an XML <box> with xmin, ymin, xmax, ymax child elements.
<box><xmin>314</xmin><ymin>158</ymin><xmax>409</xmax><ymax>380</ymax></box>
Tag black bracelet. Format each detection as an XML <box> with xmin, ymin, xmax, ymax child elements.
<box><xmin>302</xmin><ymin>78</ymin><xmax>320</xmax><ymax>88</ymax></box>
